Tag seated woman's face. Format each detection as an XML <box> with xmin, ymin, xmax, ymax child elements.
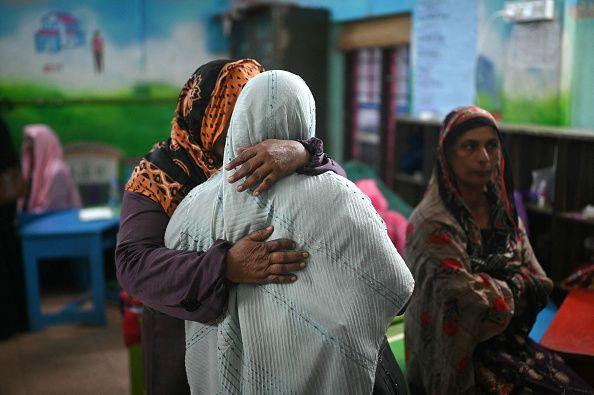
<box><xmin>447</xmin><ymin>126</ymin><xmax>500</xmax><ymax>189</ymax></box>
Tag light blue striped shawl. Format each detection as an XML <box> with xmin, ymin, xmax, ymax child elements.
<box><xmin>165</xmin><ymin>70</ymin><xmax>414</xmax><ymax>394</ymax></box>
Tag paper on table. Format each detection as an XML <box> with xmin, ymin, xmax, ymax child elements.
<box><xmin>78</xmin><ymin>207</ymin><xmax>115</xmax><ymax>222</ymax></box>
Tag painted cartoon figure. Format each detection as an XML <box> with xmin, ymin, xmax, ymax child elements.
<box><xmin>92</xmin><ymin>30</ymin><xmax>104</xmax><ymax>73</ymax></box>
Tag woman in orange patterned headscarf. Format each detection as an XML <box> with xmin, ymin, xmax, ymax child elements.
<box><xmin>116</xmin><ymin>59</ymin><xmax>343</xmax><ymax>395</ymax></box>
<box><xmin>126</xmin><ymin>59</ymin><xmax>264</xmax><ymax>216</ymax></box>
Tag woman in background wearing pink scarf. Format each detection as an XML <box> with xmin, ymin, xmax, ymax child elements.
<box><xmin>356</xmin><ymin>179</ymin><xmax>408</xmax><ymax>253</ymax></box>
<box><xmin>18</xmin><ymin>124</ymin><xmax>81</xmax><ymax>213</ymax></box>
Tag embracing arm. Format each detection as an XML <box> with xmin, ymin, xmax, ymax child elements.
<box><xmin>225</xmin><ymin>137</ymin><xmax>345</xmax><ymax>195</ymax></box>
<box><xmin>115</xmin><ymin>191</ymin><xmax>232</xmax><ymax>322</ymax></box>
<box><xmin>116</xmin><ymin>191</ymin><xmax>309</xmax><ymax>321</ymax></box>
<box><xmin>297</xmin><ymin>137</ymin><xmax>346</xmax><ymax>177</ymax></box>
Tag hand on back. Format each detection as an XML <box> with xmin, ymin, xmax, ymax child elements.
<box><xmin>225</xmin><ymin>139</ymin><xmax>310</xmax><ymax>196</ymax></box>
<box><xmin>225</xmin><ymin>226</ymin><xmax>308</xmax><ymax>284</ymax></box>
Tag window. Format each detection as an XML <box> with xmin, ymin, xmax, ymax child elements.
<box><xmin>346</xmin><ymin>44</ymin><xmax>410</xmax><ymax>179</ymax></box>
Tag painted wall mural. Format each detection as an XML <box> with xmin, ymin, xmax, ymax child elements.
<box><xmin>476</xmin><ymin>0</ymin><xmax>565</xmax><ymax>126</ymax></box>
<box><xmin>1</xmin><ymin>0</ymin><xmax>591</xmax><ymax>160</ymax></box>
<box><xmin>0</xmin><ymin>0</ymin><xmax>229</xmax><ymax>156</ymax></box>
<box><xmin>476</xmin><ymin>0</ymin><xmax>594</xmax><ymax>129</ymax></box>
<box><xmin>34</xmin><ymin>11</ymin><xmax>86</xmax><ymax>54</ymax></box>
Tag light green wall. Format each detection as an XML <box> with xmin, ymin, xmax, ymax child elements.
<box><xmin>326</xmin><ymin>24</ymin><xmax>345</xmax><ymax>162</ymax></box>
<box><xmin>565</xmin><ymin>1</ymin><xmax>594</xmax><ymax>128</ymax></box>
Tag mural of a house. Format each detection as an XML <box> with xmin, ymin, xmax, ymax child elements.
<box><xmin>35</xmin><ymin>11</ymin><xmax>85</xmax><ymax>53</ymax></box>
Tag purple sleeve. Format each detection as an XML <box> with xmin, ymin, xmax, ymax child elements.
<box><xmin>297</xmin><ymin>137</ymin><xmax>346</xmax><ymax>177</ymax></box>
<box><xmin>115</xmin><ymin>191</ymin><xmax>232</xmax><ymax>322</ymax></box>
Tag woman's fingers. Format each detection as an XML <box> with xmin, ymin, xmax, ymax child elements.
<box><xmin>225</xmin><ymin>231</ymin><xmax>310</xmax><ymax>284</ymax></box>
<box><xmin>263</xmin><ymin>274</ymin><xmax>298</xmax><ymax>284</ymax></box>
<box><xmin>252</xmin><ymin>174</ymin><xmax>277</xmax><ymax>196</ymax></box>
<box><xmin>267</xmin><ymin>262</ymin><xmax>306</xmax><ymax>275</ymax></box>
<box><xmin>225</xmin><ymin>148</ymin><xmax>257</xmax><ymax>172</ymax></box>
<box><xmin>227</xmin><ymin>229</ymin><xmax>306</xmax><ymax>284</ymax></box>
<box><xmin>238</xmin><ymin>166</ymin><xmax>273</xmax><ymax>192</ymax></box>
<box><xmin>246</xmin><ymin>226</ymin><xmax>274</xmax><ymax>242</ymax></box>
<box><xmin>228</xmin><ymin>157</ymin><xmax>265</xmax><ymax>185</ymax></box>
<box><xmin>269</xmin><ymin>251</ymin><xmax>308</xmax><ymax>264</ymax></box>
<box><xmin>264</xmin><ymin>238</ymin><xmax>297</xmax><ymax>252</ymax></box>
<box><xmin>226</xmin><ymin>140</ymin><xmax>308</xmax><ymax>193</ymax></box>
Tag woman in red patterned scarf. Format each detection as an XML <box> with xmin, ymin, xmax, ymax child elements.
<box><xmin>116</xmin><ymin>59</ymin><xmax>345</xmax><ymax>394</ymax></box>
<box><xmin>404</xmin><ymin>106</ymin><xmax>591</xmax><ymax>394</ymax></box>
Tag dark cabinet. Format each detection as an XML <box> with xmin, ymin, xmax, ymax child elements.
<box><xmin>230</xmin><ymin>5</ymin><xmax>329</xmax><ymax>141</ymax></box>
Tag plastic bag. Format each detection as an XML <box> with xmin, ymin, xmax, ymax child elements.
<box><xmin>529</xmin><ymin>166</ymin><xmax>555</xmax><ymax>207</ymax></box>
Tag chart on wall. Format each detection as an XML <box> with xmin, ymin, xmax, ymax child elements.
<box><xmin>0</xmin><ymin>0</ymin><xmax>228</xmax><ymax>99</ymax></box>
<box><xmin>411</xmin><ymin>0</ymin><xmax>478</xmax><ymax>120</ymax></box>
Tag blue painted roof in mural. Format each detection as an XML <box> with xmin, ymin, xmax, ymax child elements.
<box><xmin>34</xmin><ymin>11</ymin><xmax>85</xmax><ymax>53</ymax></box>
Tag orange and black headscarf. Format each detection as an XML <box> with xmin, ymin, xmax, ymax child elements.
<box><xmin>126</xmin><ymin>59</ymin><xmax>264</xmax><ymax>216</ymax></box>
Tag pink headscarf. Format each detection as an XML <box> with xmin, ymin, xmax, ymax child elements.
<box><xmin>18</xmin><ymin>125</ymin><xmax>81</xmax><ymax>213</ymax></box>
<box><xmin>355</xmin><ymin>179</ymin><xmax>408</xmax><ymax>253</ymax></box>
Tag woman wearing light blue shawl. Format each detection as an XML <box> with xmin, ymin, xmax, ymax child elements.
<box><xmin>165</xmin><ymin>70</ymin><xmax>414</xmax><ymax>394</ymax></box>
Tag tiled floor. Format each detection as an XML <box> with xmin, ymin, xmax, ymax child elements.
<box><xmin>0</xmin><ymin>302</ymin><xmax>129</xmax><ymax>395</ymax></box>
